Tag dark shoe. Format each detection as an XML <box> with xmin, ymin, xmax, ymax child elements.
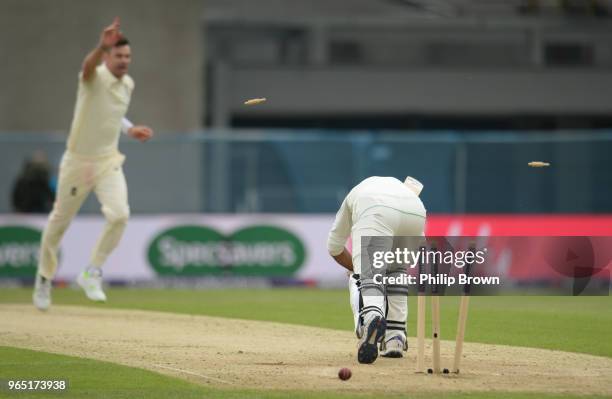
<box><xmin>357</xmin><ymin>315</ymin><xmax>386</xmax><ymax>364</ymax></box>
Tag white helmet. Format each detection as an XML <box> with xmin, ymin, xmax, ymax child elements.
<box><xmin>404</xmin><ymin>176</ymin><xmax>423</xmax><ymax>196</ymax></box>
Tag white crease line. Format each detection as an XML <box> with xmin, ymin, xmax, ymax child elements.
<box><xmin>153</xmin><ymin>364</ymin><xmax>233</xmax><ymax>385</ymax></box>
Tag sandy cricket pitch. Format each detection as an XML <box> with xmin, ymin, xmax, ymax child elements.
<box><xmin>1</xmin><ymin>304</ymin><xmax>611</xmax><ymax>395</ymax></box>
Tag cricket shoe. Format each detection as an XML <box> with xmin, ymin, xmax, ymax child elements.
<box><xmin>357</xmin><ymin>313</ymin><xmax>387</xmax><ymax>364</ymax></box>
<box><xmin>380</xmin><ymin>335</ymin><xmax>408</xmax><ymax>358</ymax></box>
<box><xmin>33</xmin><ymin>274</ymin><xmax>51</xmax><ymax>311</ymax></box>
<box><xmin>77</xmin><ymin>268</ymin><xmax>107</xmax><ymax>302</ymax></box>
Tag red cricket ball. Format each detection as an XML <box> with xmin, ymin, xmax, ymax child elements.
<box><xmin>338</xmin><ymin>367</ymin><xmax>352</xmax><ymax>381</ymax></box>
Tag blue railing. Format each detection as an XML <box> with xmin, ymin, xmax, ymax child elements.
<box><xmin>1</xmin><ymin>129</ymin><xmax>611</xmax><ymax>214</ymax></box>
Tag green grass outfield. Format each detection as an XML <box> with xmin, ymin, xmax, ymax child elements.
<box><xmin>1</xmin><ymin>288</ymin><xmax>611</xmax><ymax>398</ymax></box>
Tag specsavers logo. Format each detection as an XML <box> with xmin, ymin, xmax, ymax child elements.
<box><xmin>0</xmin><ymin>226</ymin><xmax>41</xmax><ymax>277</ymax></box>
<box><xmin>147</xmin><ymin>225</ymin><xmax>306</xmax><ymax>276</ymax></box>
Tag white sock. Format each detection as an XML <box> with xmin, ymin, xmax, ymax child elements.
<box><xmin>361</xmin><ymin>295</ymin><xmax>384</xmax><ymax>321</ymax></box>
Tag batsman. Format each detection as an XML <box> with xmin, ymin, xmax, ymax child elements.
<box><xmin>33</xmin><ymin>17</ymin><xmax>153</xmax><ymax>310</ymax></box>
<box><xmin>327</xmin><ymin>176</ymin><xmax>426</xmax><ymax>364</ymax></box>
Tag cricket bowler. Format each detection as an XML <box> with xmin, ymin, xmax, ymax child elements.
<box><xmin>33</xmin><ymin>17</ymin><xmax>153</xmax><ymax>310</ymax></box>
<box><xmin>328</xmin><ymin>176</ymin><xmax>426</xmax><ymax>364</ymax></box>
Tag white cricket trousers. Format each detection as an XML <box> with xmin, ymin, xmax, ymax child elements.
<box><xmin>352</xmin><ymin>204</ymin><xmax>426</xmax><ymax>339</ymax></box>
<box><xmin>38</xmin><ymin>151</ymin><xmax>130</xmax><ymax>279</ymax></box>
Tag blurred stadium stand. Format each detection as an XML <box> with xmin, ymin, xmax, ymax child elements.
<box><xmin>1</xmin><ymin>0</ymin><xmax>611</xmax><ymax>131</ymax></box>
<box><xmin>1</xmin><ymin>0</ymin><xmax>611</xmax><ymax>215</ymax></box>
<box><xmin>203</xmin><ymin>0</ymin><xmax>612</xmax><ymax>129</ymax></box>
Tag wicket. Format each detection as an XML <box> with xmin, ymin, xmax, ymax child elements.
<box><xmin>416</xmin><ymin>244</ymin><xmax>473</xmax><ymax>375</ymax></box>
<box><xmin>430</xmin><ymin>245</ymin><xmax>442</xmax><ymax>374</ymax></box>
<box><xmin>453</xmin><ymin>260</ymin><xmax>472</xmax><ymax>373</ymax></box>
<box><xmin>416</xmin><ymin>248</ymin><xmax>427</xmax><ymax>373</ymax></box>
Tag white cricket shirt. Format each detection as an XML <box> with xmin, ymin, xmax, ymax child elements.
<box><xmin>327</xmin><ymin>176</ymin><xmax>427</xmax><ymax>256</ymax></box>
<box><xmin>66</xmin><ymin>63</ymin><xmax>134</xmax><ymax>157</ymax></box>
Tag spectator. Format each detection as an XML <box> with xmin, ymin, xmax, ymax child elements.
<box><xmin>11</xmin><ymin>151</ymin><xmax>55</xmax><ymax>214</ymax></box>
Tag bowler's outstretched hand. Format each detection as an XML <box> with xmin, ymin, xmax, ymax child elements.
<box><xmin>100</xmin><ymin>17</ymin><xmax>122</xmax><ymax>50</ymax></box>
<box><xmin>128</xmin><ymin>126</ymin><xmax>153</xmax><ymax>142</ymax></box>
